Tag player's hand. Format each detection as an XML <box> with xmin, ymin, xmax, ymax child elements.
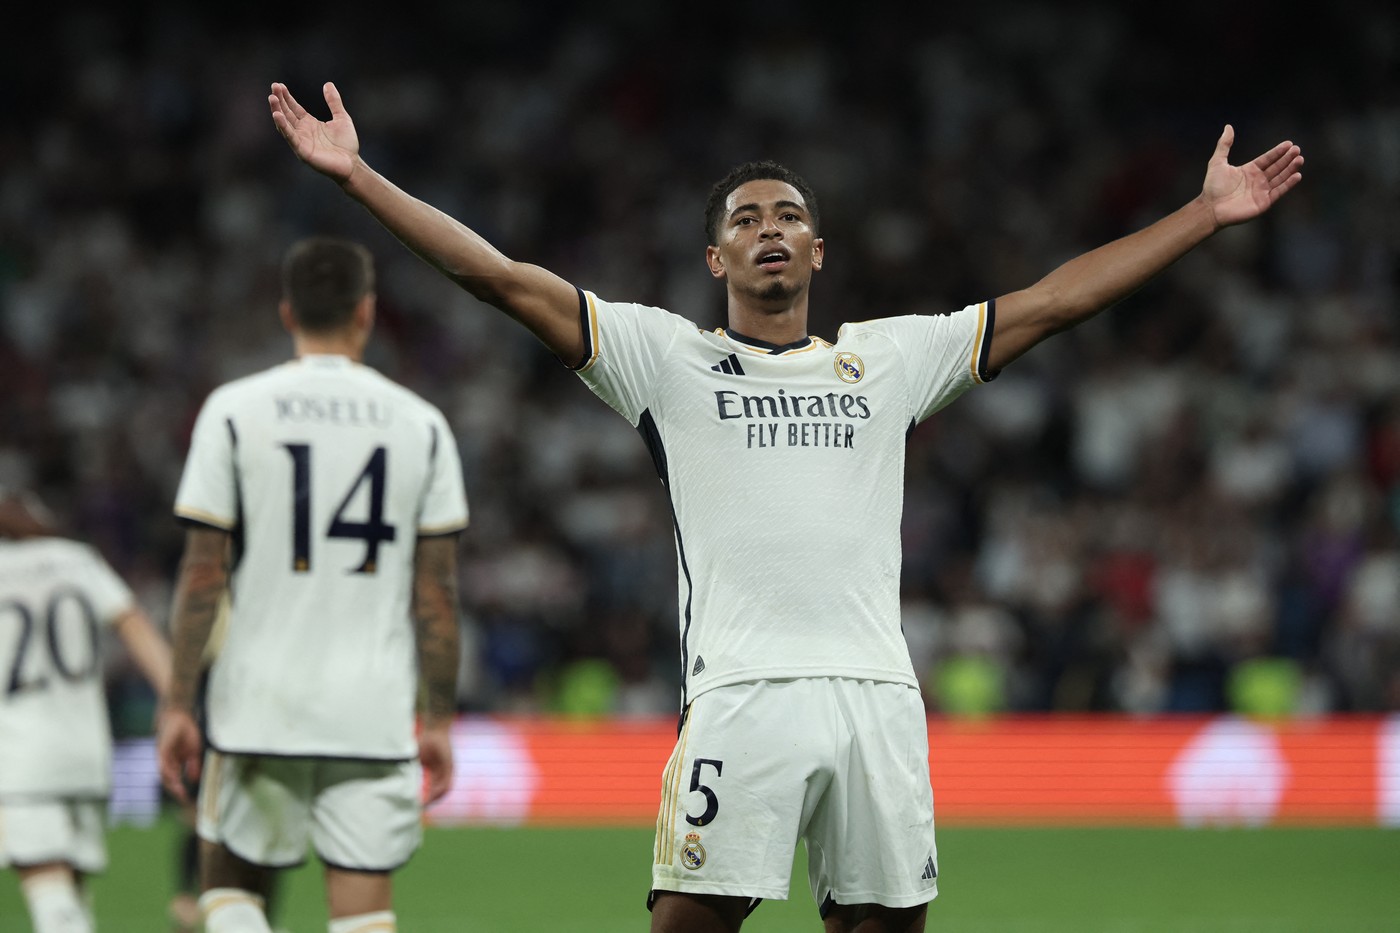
<box><xmin>1201</xmin><ymin>125</ymin><xmax>1304</xmax><ymax>229</ymax></box>
<box><xmin>156</xmin><ymin>706</ymin><xmax>203</xmax><ymax>805</ymax></box>
<box><xmin>418</xmin><ymin>721</ymin><xmax>455</xmax><ymax>806</ymax></box>
<box><xmin>268</xmin><ymin>81</ymin><xmax>360</xmax><ymax>184</ymax></box>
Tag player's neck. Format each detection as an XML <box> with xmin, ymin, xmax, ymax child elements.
<box><xmin>291</xmin><ymin>330</ymin><xmax>365</xmax><ymax>362</ymax></box>
<box><xmin>725</xmin><ymin>297</ymin><xmax>810</xmax><ymax>346</ymax></box>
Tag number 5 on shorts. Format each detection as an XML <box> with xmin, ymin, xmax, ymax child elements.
<box><xmin>686</xmin><ymin>758</ymin><xmax>723</xmax><ymax>826</ymax></box>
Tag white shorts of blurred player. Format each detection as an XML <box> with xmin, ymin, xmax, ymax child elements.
<box><xmin>0</xmin><ymin>799</ymin><xmax>107</xmax><ymax>874</ymax></box>
<box><xmin>196</xmin><ymin>751</ymin><xmax>422</xmax><ymax>871</ymax></box>
<box><xmin>651</xmin><ymin>677</ymin><xmax>938</xmax><ymax>915</ymax></box>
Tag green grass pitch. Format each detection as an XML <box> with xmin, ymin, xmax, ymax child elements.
<box><xmin>3</xmin><ymin>816</ymin><xmax>1397</xmax><ymax>931</ymax></box>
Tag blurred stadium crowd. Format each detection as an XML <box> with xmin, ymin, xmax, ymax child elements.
<box><xmin>2</xmin><ymin>2</ymin><xmax>1397</xmax><ymax>731</ymax></box>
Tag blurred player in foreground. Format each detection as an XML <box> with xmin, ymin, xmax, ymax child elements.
<box><xmin>0</xmin><ymin>488</ymin><xmax>171</xmax><ymax>932</ymax></box>
<box><xmin>156</xmin><ymin>237</ymin><xmax>468</xmax><ymax>933</ymax></box>
<box><xmin>270</xmin><ymin>80</ymin><xmax>1302</xmax><ymax>933</ymax></box>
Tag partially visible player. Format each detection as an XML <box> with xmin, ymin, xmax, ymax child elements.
<box><xmin>0</xmin><ymin>488</ymin><xmax>172</xmax><ymax>933</ymax></box>
<box><xmin>156</xmin><ymin>236</ymin><xmax>468</xmax><ymax>933</ymax></box>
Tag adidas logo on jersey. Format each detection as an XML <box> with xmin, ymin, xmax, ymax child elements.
<box><xmin>710</xmin><ymin>354</ymin><xmax>746</xmax><ymax>376</ymax></box>
<box><xmin>692</xmin><ymin>655</ymin><xmax>706</xmax><ymax>675</ymax></box>
<box><xmin>919</xmin><ymin>855</ymin><xmax>937</xmax><ymax>881</ymax></box>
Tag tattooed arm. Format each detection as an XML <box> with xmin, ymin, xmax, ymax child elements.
<box><xmin>156</xmin><ymin>525</ymin><xmax>231</xmax><ymax>803</ymax></box>
<box><xmin>412</xmin><ymin>533</ymin><xmax>462</xmax><ymax>804</ymax></box>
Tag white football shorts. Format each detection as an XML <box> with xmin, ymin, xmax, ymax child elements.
<box><xmin>196</xmin><ymin>751</ymin><xmax>422</xmax><ymax>871</ymax></box>
<box><xmin>651</xmin><ymin>677</ymin><xmax>938</xmax><ymax>914</ymax></box>
<box><xmin>0</xmin><ymin>799</ymin><xmax>107</xmax><ymax>874</ymax></box>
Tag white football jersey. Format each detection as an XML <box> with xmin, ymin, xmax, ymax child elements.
<box><xmin>174</xmin><ymin>355</ymin><xmax>468</xmax><ymax>759</ymax></box>
<box><xmin>574</xmin><ymin>291</ymin><xmax>996</xmax><ymax>708</ymax></box>
<box><xmin>0</xmin><ymin>537</ymin><xmax>136</xmax><ymax>799</ymax></box>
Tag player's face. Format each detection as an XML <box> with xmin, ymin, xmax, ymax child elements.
<box><xmin>706</xmin><ymin>179</ymin><xmax>823</xmax><ymax>305</ymax></box>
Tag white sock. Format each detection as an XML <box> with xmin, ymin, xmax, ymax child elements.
<box><xmin>329</xmin><ymin>910</ymin><xmax>397</xmax><ymax>933</ymax></box>
<box><xmin>21</xmin><ymin>871</ymin><xmax>93</xmax><ymax>933</ymax></box>
<box><xmin>199</xmin><ymin>888</ymin><xmax>273</xmax><ymax>933</ymax></box>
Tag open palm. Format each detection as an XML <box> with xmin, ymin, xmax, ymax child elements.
<box><xmin>1202</xmin><ymin>124</ymin><xmax>1304</xmax><ymax>228</ymax></box>
<box><xmin>268</xmin><ymin>81</ymin><xmax>360</xmax><ymax>184</ymax></box>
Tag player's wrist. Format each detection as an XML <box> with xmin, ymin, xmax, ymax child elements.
<box><xmin>158</xmin><ymin>695</ymin><xmax>196</xmax><ymax>718</ymax></box>
<box><xmin>1190</xmin><ymin>192</ymin><xmax>1225</xmax><ymax>235</ymax></box>
<box><xmin>418</xmin><ymin>712</ymin><xmax>453</xmax><ymax>734</ymax></box>
<box><xmin>338</xmin><ymin>154</ymin><xmax>367</xmax><ymax>192</ymax></box>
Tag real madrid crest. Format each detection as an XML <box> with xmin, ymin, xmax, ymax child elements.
<box><xmin>681</xmin><ymin>832</ymin><xmax>707</xmax><ymax>870</ymax></box>
<box><xmin>834</xmin><ymin>351</ymin><xmax>864</xmax><ymax>384</ymax></box>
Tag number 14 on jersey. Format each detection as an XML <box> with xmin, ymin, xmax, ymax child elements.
<box><xmin>283</xmin><ymin>443</ymin><xmax>397</xmax><ymax>574</ymax></box>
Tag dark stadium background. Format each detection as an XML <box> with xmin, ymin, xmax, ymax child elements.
<box><xmin>2</xmin><ymin>2</ymin><xmax>1398</xmax><ymax>930</ymax></box>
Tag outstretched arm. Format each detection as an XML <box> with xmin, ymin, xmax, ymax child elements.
<box><xmin>989</xmin><ymin>125</ymin><xmax>1303</xmax><ymax>371</ymax></box>
<box><xmin>269</xmin><ymin>81</ymin><xmax>584</xmax><ymax>365</ymax></box>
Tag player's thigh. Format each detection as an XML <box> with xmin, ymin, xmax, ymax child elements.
<box><xmin>823</xmin><ymin>901</ymin><xmax>927</xmax><ymax>933</ymax></box>
<box><xmin>0</xmin><ymin>799</ymin><xmax>107</xmax><ymax>875</ymax></box>
<box><xmin>197</xmin><ymin>751</ymin><xmax>314</xmax><ymax>868</ymax></box>
<box><xmin>650</xmin><ymin>889</ymin><xmax>749</xmax><ymax>933</ymax></box>
<box><xmin>653</xmin><ymin>680</ymin><xmax>832</xmax><ymax>903</ymax></box>
<box><xmin>310</xmin><ymin>759</ymin><xmax>421</xmax><ymax>872</ymax></box>
<box><xmin>200</xmin><ymin>837</ymin><xmax>278</xmax><ymax>895</ymax></box>
<box><xmin>805</xmin><ymin>681</ymin><xmax>937</xmax><ymax>911</ymax></box>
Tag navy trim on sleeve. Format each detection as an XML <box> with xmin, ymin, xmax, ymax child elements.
<box><xmin>227</xmin><ymin>418</ymin><xmax>246</xmax><ymax>571</ymax></box>
<box><xmin>977</xmin><ymin>298</ymin><xmax>1000</xmax><ymax>383</ymax></box>
<box><xmin>565</xmin><ymin>286</ymin><xmax>595</xmax><ymax>371</ymax></box>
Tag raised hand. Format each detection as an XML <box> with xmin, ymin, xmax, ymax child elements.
<box><xmin>1202</xmin><ymin>124</ymin><xmax>1304</xmax><ymax>229</ymax></box>
<box><xmin>268</xmin><ymin>82</ymin><xmax>360</xmax><ymax>184</ymax></box>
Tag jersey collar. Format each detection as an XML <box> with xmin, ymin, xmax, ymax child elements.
<box><xmin>720</xmin><ymin>328</ymin><xmax>815</xmax><ymax>355</ymax></box>
<box><xmin>297</xmin><ymin>353</ymin><xmax>356</xmax><ymax>367</ymax></box>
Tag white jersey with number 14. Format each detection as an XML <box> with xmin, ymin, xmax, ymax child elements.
<box><xmin>174</xmin><ymin>354</ymin><xmax>468</xmax><ymax>759</ymax></box>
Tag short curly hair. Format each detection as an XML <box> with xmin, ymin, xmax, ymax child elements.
<box><xmin>704</xmin><ymin>160</ymin><xmax>820</xmax><ymax>246</ymax></box>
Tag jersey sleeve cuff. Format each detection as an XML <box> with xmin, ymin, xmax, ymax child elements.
<box><xmin>174</xmin><ymin>507</ymin><xmax>236</xmax><ymax>531</ymax></box>
<box><xmin>971</xmin><ymin>298</ymin><xmax>1000</xmax><ymax>385</ymax></box>
<box><xmin>566</xmin><ymin>287</ymin><xmax>600</xmax><ymax>373</ymax></box>
<box><xmin>417</xmin><ymin>520</ymin><xmax>468</xmax><ymax>538</ymax></box>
